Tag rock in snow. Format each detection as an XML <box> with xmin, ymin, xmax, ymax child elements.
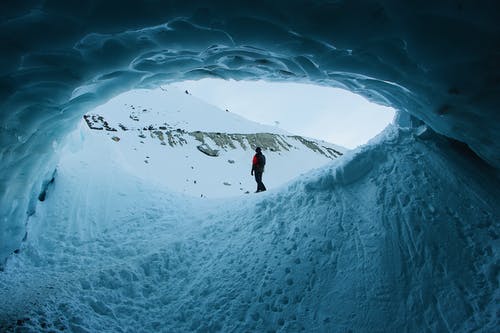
<box><xmin>196</xmin><ymin>144</ymin><xmax>219</xmax><ymax>157</ymax></box>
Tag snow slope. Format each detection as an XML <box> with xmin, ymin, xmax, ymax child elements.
<box><xmin>80</xmin><ymin>87</ymin><xmax>345</xmax><ymax>198</ymax></box>
<box><xmin>91</xmin><ymin>87</ymin><xmax>293</xmax><ymax>135</ymax></box>
<box><xmin>0</xmin><ymin>124</ymin><xmax>498</xmax><ymax>332</ymax></box>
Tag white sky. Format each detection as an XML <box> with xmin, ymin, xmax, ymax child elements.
<box><xmin>170</xmin><ymin>79</ymin><xmax>395</xmax><ymax>149</ymax></box>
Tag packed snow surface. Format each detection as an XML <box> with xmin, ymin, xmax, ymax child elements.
<box><xmin>1</xmin><ymin>125</ymin><xmax>498</xmax><ymax>332</ymax></box>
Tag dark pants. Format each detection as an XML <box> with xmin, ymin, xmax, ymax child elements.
<box><xmin>254</xmin><ymin>171</ymin><xmax>266</xmax><ymax>192</ymax></box>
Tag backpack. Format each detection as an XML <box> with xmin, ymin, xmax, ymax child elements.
<box><xmin>257</xmin><ymin>153</ymin><xmax>266</xmax><ymax>167</ymax></box>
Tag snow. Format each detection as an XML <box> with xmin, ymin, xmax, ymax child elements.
<box><xmin>95</xmin><ymin>87</ymin><xmax>292</xmax><ymax>135</ymax></box>
<box><xmin>1</xmin><ymin>124</ymin><xmax>498</xmax><ymax>332</ymax></box>
<box><xmin>1</xmin><ymin>2</ymin><xmax>500</xmax><ymax>332</ymax></box>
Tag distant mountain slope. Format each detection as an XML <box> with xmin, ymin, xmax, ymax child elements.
<box><xmin>80</xmin><ymin>87</ymin><xmax>346</xmax><ymax>198</ymax></box>
<box><xmin>92</xmin><ymin>87</ymin><xmax>292</xmax><ymax>135</ymax></box>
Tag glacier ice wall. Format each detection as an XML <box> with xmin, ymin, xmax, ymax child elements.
<box><xmin>0</xmin><ymin>1</ymin><xmax>499</xmax><ymax>265</ymax></box>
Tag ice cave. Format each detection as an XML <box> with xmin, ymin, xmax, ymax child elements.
<box><xmin>0</xmin><ymin>1</ymin><xmax>499</xmax><ymax>332</ymax></box>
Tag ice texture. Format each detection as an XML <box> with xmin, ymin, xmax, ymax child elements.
<box><xmin>0</xmin><ymin>1</ymin><xmax>499</xmax><ymax>331</ymax></box>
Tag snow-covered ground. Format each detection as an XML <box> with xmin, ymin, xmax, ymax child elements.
<box><xmin>0</xmin><ymin>122</ymin><xmax>498</xmax><ymax>332</ymax></box>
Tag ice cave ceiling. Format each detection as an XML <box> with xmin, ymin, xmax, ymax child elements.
<box><xmin>0</xmin><ymin>1</ymin><xmax>499</xmax><ymax>260</ymax></box>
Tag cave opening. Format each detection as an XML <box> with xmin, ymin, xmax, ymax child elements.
<box><xmin>73</xmin><ymin>79</ymin><xmax>394</xmax><ymax>198</ymax></box>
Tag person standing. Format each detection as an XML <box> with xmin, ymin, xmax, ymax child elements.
<box><xmin>251</xmin><ymin>147</ymin><xmax>267</xmax><ymax>192</ymax></box>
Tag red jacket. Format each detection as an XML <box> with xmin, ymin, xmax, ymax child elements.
<box><xmin>252</xmin><ymin>152</ymin><xmax>266</xmax><ymax>172</ymax></box>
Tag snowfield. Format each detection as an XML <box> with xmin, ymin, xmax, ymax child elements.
<box><xmin>0</xmin><ymin>123</ymin><xmax>498</xmax><ymax>332</ymax></box>
<box><xmin>78</xmin><ymin>87</ymin><xmax>345</xmax><ymax>198</ymax></box>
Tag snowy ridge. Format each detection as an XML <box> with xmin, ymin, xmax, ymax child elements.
<box><xmin>0</xmin><ymin>125</ymin><xmax>497</xmax><ymax>332</ymax></box>
<box><xmin>82</xmin><ymin>111</ymin><xmax>343</xmax><ymax>160</ymax></box>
